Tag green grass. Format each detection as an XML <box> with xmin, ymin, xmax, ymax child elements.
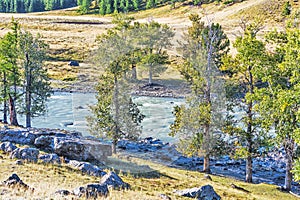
<box><xmin>0</xmin><ymin>151</ymin><xmax>298</xmax><ymax>200</ymax></box>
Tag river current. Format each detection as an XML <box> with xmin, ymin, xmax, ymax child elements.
<box><xmin>18</xmin><ymin>92</ymin><xmax>184</xmax><ymax>143</ymax></box>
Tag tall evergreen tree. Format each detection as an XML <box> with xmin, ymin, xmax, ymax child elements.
<box><xmin>0</xmin><ymin>19</ymin><xmax>20</xmax><ymax>125</ymax></box>
<box><xmin>253</xmin><ymin>19</ymin><xmax>300</xmax><ymax>191</ymax></box>
<box><xmin>221</xmin><ymin>25</ymin><xmax>271</xmax><ymax>183</ymax></box>
<box><xmin>18</xmin><ymin>32</ymin><xmax>51</xmax><ymax>128</ymax></box>
<box><xmin>89</xmin><ymin>22</ymin><xmax>144</xmax><ymax>154</ymax></box>
<box><xmin>170</xmin><ymin>14</ymin><xmax>229</xmax><ymax>173</ymax></box>
<box><xmin>134</xmin><ymin>21</ymin><xmax>174</xmax><ymax>85</ymax></box>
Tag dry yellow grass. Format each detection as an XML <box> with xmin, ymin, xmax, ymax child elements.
<box><xmin>0</xmin><ymin>152</ymin><xmax>299</xmax><ymax>200</ymax></box>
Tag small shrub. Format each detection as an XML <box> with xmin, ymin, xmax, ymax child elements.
<box><xmin>282</xmin><ymin>1</ymin><xmax>292</xmax><ymax>16</ymax></box>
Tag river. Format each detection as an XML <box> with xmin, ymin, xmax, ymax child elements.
<box><xmin>18</xmin><ymin>92</ymin><xmax>184</xmax><ymax>143</ymax></box>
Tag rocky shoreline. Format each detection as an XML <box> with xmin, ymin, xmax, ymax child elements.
<box><xmin>1</xmin><ymin>126</ymin><xmax>300</xmax><ymax>197</ymax></box>
<box><xmin>116</xmin><ymin>137</ymin><xmax>300</xmax><ymax>195</ymax></box>
<box><xmin>51</xmin><ymin>80</ymin><xmax>191</xmax><ymax>98</ymax></box>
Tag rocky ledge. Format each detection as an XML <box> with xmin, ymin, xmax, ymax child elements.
<box><xmin>0</xmin><ymin>127</ymin><xmax>112</xmax><ymax>162</ymax></box>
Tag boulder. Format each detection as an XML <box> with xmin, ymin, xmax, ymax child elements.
<box><xmin>67</xmin><ymin>160</ymin><xmax>106</xmax><ymax>177</ymax></box>
<box><xmin>174</xmin><ymin>185</ymin><xmax>220</xmax><ymax>200</ymax></box>
<box><xmin>159</xmin><ymin>194</ymin><xmax>172</xmax><ymax>200</ymax></box>
<box><xmin>73</xmin><ymin>184</ymin><xmax>108</xmax><ymax>198</ymax></box>
<box><xmin>10</xmin><ymin>147</ymin><xmax>39</xmax><ymax>163</ymax></box>
<box><xmin>15</xmin><ymin>160</ymin><xmax>23</xmax><ymax>165</ymax></box>
<box><xmin>100</xmin><ymin>171</ymin><xmax>130</xmax><ymax>189</ymax></box>
<box><xmin>39</xmin><ymin>153</ymin><xmax>61</xmax><ymax>164</ymax></box>
<box><xmin>54</xmin><ymin>137</ymin><xmax>112</xmax><ymax>162</ymax></box>
<box><xmin>172</xmin><ymin>156</ymin><xmax>203</xmax><ymax>168</ymax></box>
<box><xmin>34</xmin><ymin>136</ymin><xmax>54</xmax><ymax>152</ymax></box>
<box><xmin>68</xmin><ymin>61</ymin><xmax>79</xmax><ymax>66</ymax></box>
<box><xmin>0</xmin><ymin>130</ymin><xmax>37</xmax><ymax>145</ymax></box>
<box><xmin>55</xmin><ymin>190</ymin><xmax>71</xmax><ymax>196</ymax></box>
<box><xmin>3</xmin><ymin>173</ymin><xmax>29</xmax><ymax>188</ymax></box>
<box><xmin>85</xmin><ymin>183</ymin><xmax>109</xmax><ymax>198</ymax></box>
<box><xmin>73</xmin><ymin>186</ymin><xmax>86</xmax><ymax>197</ymax></box>
<box><xmin>0</xmin><ymin>142</ymin><xmax>17</xmax><ymax>153</ymax></box>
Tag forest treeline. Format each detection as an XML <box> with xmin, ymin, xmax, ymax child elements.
<box><xmin>0</xmin><ymin>0</ymin><xmax>243</xmax><ymax>13</ymax></box>
<box><xmin>0</xmin><ymin>0</ymin><xmax>77</xmax><ymax>13</ymax></box>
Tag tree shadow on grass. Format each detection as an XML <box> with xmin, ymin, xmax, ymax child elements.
<box><xmin>104</xmin><ymin>156</ymin><xmax>178</xmax><ymax>180</ymax></box>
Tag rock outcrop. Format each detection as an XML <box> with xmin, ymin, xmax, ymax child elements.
<box><xmin>39</xmin><ymin>153</ymin><xmax>61</xmax><ymax>164</ymax></box>
<box><xmin>54</xmin><ymin>137</ymin><xmax>112</xmax><ymax>162</ymax></box>
<box><xmin>0</xmin><ymin>130</ymin><xmax>37</xmax><ymax>145</ymax></box>
<box><xmin>100</xmin><ymin>171</ymin><xmax>130</xmax><ymax>189</ymax></box>
<box><xmin>174</xmin><ymin>185</ymin><xmax>220</xmax><ymax>200</ymax></box>
<box><xmin>3</xmin><ymin>174</ymin><xmax>29</xmax><ymax>189</ymax></box>
<box><xmin>66</xmin><ymin>159</ymin><xmax>106</xmax><ymax>177</ymax></box>
<box><xmin>0</xmin><ymin>142</ymin><xmax>17</xmax><ymax>153</ymax></box>
<box><xmin>73</xmin><ymin>184</ymin><xmax>109</xmax><ymax>198</ymax></box>
<box><xmin>0</xmin><ymin>128</ymin><xmax>112</xmax><ymax>162</ymax></box>
<box><xmin>10</xmin><ymin>147</ymin><xmax>39</xmax><ymax>163</ymax></box>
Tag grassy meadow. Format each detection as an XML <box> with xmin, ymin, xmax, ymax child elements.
<box><xmin>0</xmin><ymin>152</ymin><xmax>299</xmax><ymax>200</ymax></box>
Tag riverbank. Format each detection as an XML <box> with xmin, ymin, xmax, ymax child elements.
<box><xmin>51</xmin><ymin>78</ymin><xmax>191</xmax><ymax>98</ymax></box>
<box><xmin>0</xmin><ymin>126</ymin><xmax>299</xmax><ymax>199</ymax></box>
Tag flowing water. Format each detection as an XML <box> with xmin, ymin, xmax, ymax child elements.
<box><xmin>18</xmin><ymin>92</ymin><xmax>184</xmax><ymax>143</ymax></box>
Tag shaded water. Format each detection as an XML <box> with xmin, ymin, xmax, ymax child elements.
<box><xmin>19</xmin><ymin>92</ymin><xmax>184</xmax><ymax>143</ymax></box>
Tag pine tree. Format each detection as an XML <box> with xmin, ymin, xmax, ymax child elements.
<box><xmin>89</xmin><ymin>28</ymin><xmax>144</xmax><ymax>153</ymax></box>
<box><xmin>0</xmin><ymin>19</ymin><xmax>21</xmax><ymax>125</ymax></box>
<box><xmin>134</xmin><ymin>21</ymin><xmax>174</xmax><ymax>85</ymax></box>
<box><xmin>146</xmin><ymin>0</ymin><xmax>155</xmax><ymax>9</ymax></box>
<box><xmin>254</xmin><ymin>18</ymin><xmax>300</xmax><ymax>191</ymax></box>
<box><xmin>132</xmin><ymin>0</ymin><xmax>139</xmax><ymax>10</ymax></box>
<box><xmin>18</xmin><ymin>32</ymin><xmax>51</xmax><ymax>128</ymax></box>
<box><xmin>221</xmin><ymin>25</ymin><xmax>271</xmax><ymax>183</ymax></box>
<box><xmin>113</xmin><ymin>0</ymin><xmax>118</xmax><ymax>13</ymax></box>
<box><xmin>99</xmin><ymin>0</ymin><xmax>106</xmax><ymax>14</ymax></box>
<box><xmin>171</xmin><ymin>14</ymin><xmax>229</xmax><ymax>173</ymax></box>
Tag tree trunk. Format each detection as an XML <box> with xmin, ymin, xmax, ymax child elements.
<box><xmin>203</xmin><ymin>153</ymin><xmax>210</xmax><ymax>173</ymax></box>
<box><xmin>3</xmin><ymin>72</ymin><xmax>8</xmax><ymax>124</ymax></box>
<box><xmin>131</xmin><ymin>64</ymin><xmax>137</xmax><ymax>80</ymax></box>
<box><xmin>245</xmin><ymin>66</ymin><xmax>254</xmax><ymax>183</ymax></box>
<box><xmin>246</xmin><ymin>155</ymin><xmax>253</xmax><ymax>183</ymax></box>
<box><xmin>112</xmin><ymin>74</ymin><xmax>119</xmax><ymax>154</ymax></box>
<box><xmin>284</xmin><ymin>139</ymin><xmax>294</xmax><ymax>191</ymax></box>
<box><xmin>9</xmin><ymin>94</ymin><xmax>18</xmax><ymax>126</ymax></box>
<box><xmin>149</xmin><ymin>64</ymin><xmax>153</xmax><ymax>85</ymax></box>
<box><xmin>25</xmin><ymin>53</ymin><xmax>32</xmax><ymax>128</ymax></box>
<box><xmin>25</xmin><ymin>88</ymin><xmax>31</xmax><ymax>127</ymax></box>
<box><xmin>112</xmin><ymin>137</ymin><xmax>117</xmax><ymax>154</ymax></box>
<box><xmin>246</xmin><ymin>103</ymin><xmax>253</xmax><ymax>183</ymax></box>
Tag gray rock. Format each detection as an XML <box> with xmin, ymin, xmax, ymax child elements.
<box><xmin>159</xmin><ymin>193</ymin><xmax>172</xmax><ymax>200</ymax></box>
<box><xmin>34</xmin><ymin>136</ymin><xmax>54</xmax><ymax>152</ymax></box>
<box><xmin>0</xmin><ymin>142</ymin><xmax>17</xmax><ymax>153</ymax></box>
<box><xmin>73</xmin><ymin>186</ymin><xmax>86</xmax><ymax>197</ymax></box>
<box><xmin>39</xmin><ymin>153</ymin><xmax>61</xmax><ymax>164</ymax></box>
<box><xmin>198</xmin><ymin>185</ymin><xmax>221</xmax><ymax>200</ymax></box>
<box><xmin>15</xmin><ymin>160</ymin><xmax>23</xmax><ymax>165</ymax></box>
<box><xmin>4</xmin><ymin>173</ymin><xmax>29</xmax><ymax>188</ymax></box>
<box><xmin>67</xmin><ymin>160</ymin><xmax>106</xmax><ymax>177</ymax></box>
<box><xmin>54</xmin><ymin>137</ymin><xmax>112</xmax><ymax>162</ymax></box>
<box><xmin>100</xmin><ymin>171</ymin><xmax>129</xmax><ymax>189</ymax></box>
<box><xmin>68</xmin><ymin>61</ymin><xmax>79</xmax><ymax>66</ymax></box>
<box><xmin>172</xmin><ymin>156</ymin><xmax>193</xmax><ymax>167</ymax></box>
<box><xmin>0</xmin><ymin>130</ymin><xmax>37</xmax><ymax>145</ymax></box>
<box><xmin>85</xmin><ymin>183</ymin><xmax>108</xmax><ymax>198</ymax></box>
<box><xmin>73</xmin><ymin>184</ymin><xmax>108</xmax><ymax>198</ymax></box>
<box><xmin>175</xmin><ymin>185</ymin><xmax>220</xmax><ymax>200</ymax></box>
<box><xmin>55</xmin><ymin>190</ymin><xmax>71</xmax><ymax>196</ymax></box>
<box><xmin>10</xmin><ymin>147</ymin><xmax>39</xmax><ymax>162</ymax></box>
